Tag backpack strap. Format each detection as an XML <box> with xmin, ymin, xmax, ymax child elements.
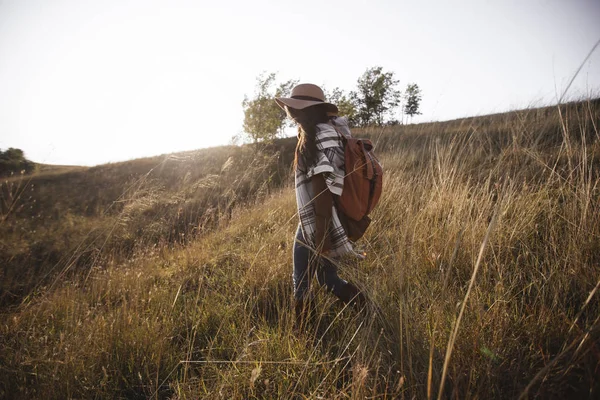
<box><xmin>328</xmin><ymin>120</ymin><xmax>375</xmax><ymax>180</ymax></box>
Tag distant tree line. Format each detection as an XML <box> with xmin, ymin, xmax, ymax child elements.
<box><xmin>0</xmin><ymin>148</ymin><xmax>35</xmax><ymax>177</ymax></box>
<box><xmin>242</xmin><ymin>66</ymin><xmax>422</xmax><ymax>143</ymax></box>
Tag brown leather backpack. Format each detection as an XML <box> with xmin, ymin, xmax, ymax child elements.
<box><xmin>332</xmin><ymin>125</ymin><xmax>383</xmax><ymax>241</ymax></box>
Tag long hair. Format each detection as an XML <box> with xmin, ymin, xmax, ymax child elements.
<box><xmin>288</xmin><ymin>105</ymin><xmax>331</xmax><ymax>172</ymax></box>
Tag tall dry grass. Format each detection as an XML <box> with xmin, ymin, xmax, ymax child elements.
<box><xmin>0</xmin><ymin>143</ymin><xmax>293</xmax><ymax>308</ymax></box>
<box><xmin>0</xmin><ymin>99</ymin><xmax>599</xmax><ymax>399</ymax></box>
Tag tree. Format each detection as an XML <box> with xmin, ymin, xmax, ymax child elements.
<box><xmin>242</xmin><ymin>73</ymin><xmax>297</xmax><ymax>144</ymax></box>
<box><xmin>325</xmin><ymin>87</ymin><xmax>358</xmax><ymax>126</ymax></box>
<box><xmin>0</xmin><ymin>148</ymin><xmax>35</xmax><ymax>176</ymax></box>
<box><xmin>403</xmin><ymin>83</ymin><xmax>422</xmax><ymax>123</ymax></box>
<box><xmin>353</xmin><ymin>66</ymin><xmax>402</xmax><ymax>126</ymax></box>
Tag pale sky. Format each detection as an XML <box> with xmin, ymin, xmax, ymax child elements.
<box><xmin>1</xmin><ymin>0</ymin><xmax>599</xmax><ymax>166</ymax></box>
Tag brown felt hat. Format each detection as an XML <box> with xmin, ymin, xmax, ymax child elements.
<box><xmin>275</xmin><ymin>83</ymin><xmax>338</xmax><ymax>114</ymax></box>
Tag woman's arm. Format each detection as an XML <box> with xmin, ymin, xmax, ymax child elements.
<box><xmin>312</xmin><ymin>173</ymin><xmax>333</xmax><ymax>254</ymax></box>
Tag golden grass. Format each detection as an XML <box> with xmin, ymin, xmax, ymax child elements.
<box><xmin>1</xmin><ymin>99</ymin><xmax>599</xmax><ymax>399</ymax></box>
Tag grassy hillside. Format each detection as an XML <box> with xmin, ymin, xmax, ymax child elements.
<box><xmin>1</xmin><ymin>99</ymin><xmax>599</xmax><ymax>399</ymax></box>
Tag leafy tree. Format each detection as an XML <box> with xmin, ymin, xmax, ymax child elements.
<box><xmin>242</xmin><ymin>73</ymin><xmax>297</xmax><ymax>144</ymax></box>
<box><xmin>404</xmin><ymin>83</ymin><xmax>422</xmax><ymax>122</ymax></box>
<box><xmin>0</xmin><ymin>148</ymin><xmax>35</xmax><ymax>176</ymax></box>
<box><xmin>353</xmin><ymin>66</ymin><xmax>402</xmax><ymax>126</ymax></box>
<box><xmin>325</xmin><ymin>87</ymin><xmax>358</xmax><ymax>126</ymax></box>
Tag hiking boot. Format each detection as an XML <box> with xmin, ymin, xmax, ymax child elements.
<box><xmin>337</xmin><ymin>281</ymin><xmax>367</xmax><ymax>310</ymax></box>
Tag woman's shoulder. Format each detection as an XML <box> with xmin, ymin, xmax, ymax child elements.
<box><xmin>330</xmin><ymin>116</ymin><xmax>352</xmax><ymax>138</ymax></box>
<box><xmin>331</xmin><ymin>116</ymin><xmax>349</xmax><ymax>126</ymax></box>
<box><xmin>316</xmin><ymin>116</ymin><xmax>349</xmax><ymax>129</ymax></box>
<box><xmin>315</xmin><ymin>117</ymin><xmax>349</xmax><ymax>150</ymax></box>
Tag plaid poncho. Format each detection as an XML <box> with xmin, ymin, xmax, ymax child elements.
<box><xmin>295</xmin><ymin>116</ymin><xmax>354</xmax><ymax>258</ymax></box>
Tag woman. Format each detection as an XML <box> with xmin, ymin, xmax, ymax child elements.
<box><xmin>275</xmin><ymin>83</ymin><xmax>365</xmax><ymax>328</ymax></box>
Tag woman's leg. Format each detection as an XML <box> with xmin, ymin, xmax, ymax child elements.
<box><xmin>294</xmin><ymin>225</ymin><xmax>364</xmax><ymax>307</ymax></box>
<box><xmin>315</xmin><ymin>258</ymin><xmax>348</xmax><ymax>299</ymax></box>
<box><xmin>293</xmin><ymin>225</ymin><xmax>318</xmax><ymax>330</ymax></box>
<box><xmin>317</xmin><ymin>258</ymin><xmax>366</xmax><ymax>307</ymax></box>
<box><xmin>293</xmin><ymin>224</ymin><xmax>313</xmax><ymax>301</ymax></box>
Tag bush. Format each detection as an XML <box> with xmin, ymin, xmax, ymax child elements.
<box><xmin>0</xmin><ymin>148</ymin><xmax>35</xmax><ymax>177</ymax></box>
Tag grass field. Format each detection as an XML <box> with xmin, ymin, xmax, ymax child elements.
<box><xmin>1</xmin><ymin>99</ymin><xmax>599</xmax><ymax>399</ymax></box>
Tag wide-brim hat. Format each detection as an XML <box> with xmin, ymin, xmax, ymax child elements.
<box><xmin>275</xmin><ymin>83</ymin><xmax>338</xmax><ymax>114</ymax></box>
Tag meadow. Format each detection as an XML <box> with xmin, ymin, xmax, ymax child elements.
<box><xmin>1</xmin><ymin>99</ymin><xmax>599</xmax><ymax>399</ymax></box>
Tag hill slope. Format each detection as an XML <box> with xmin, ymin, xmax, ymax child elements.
<box><xmin>1</xmin><ymin>99</ymin><xmax>599</xmax><ymax>398</ymax></box>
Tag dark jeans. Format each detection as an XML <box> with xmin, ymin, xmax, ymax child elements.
<box><xmin>293</xmin><ymin>224</ymin><xmax>348</xmax><ymax>300</ymax></box>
